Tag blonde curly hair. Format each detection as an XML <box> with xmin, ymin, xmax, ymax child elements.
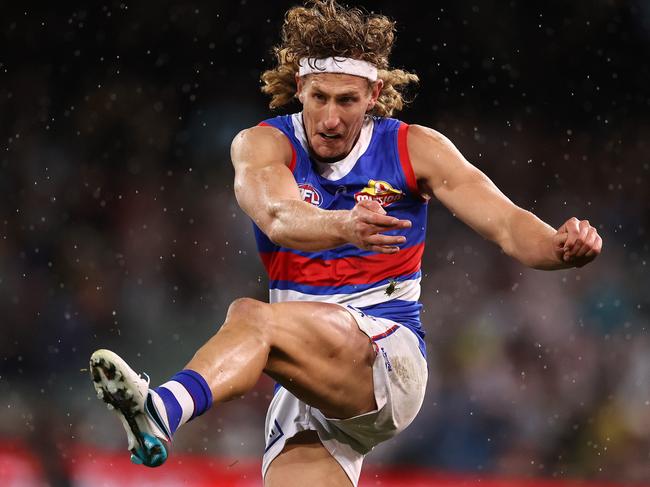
<box><xmin>261</xmin><ymin>0</ymin><xmax>418</xmax><ymax>117</ymax></box>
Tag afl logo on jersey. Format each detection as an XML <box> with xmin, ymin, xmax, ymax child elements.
<box><xmin>354</xmin><ymin>179</ymin><xmax>404</xmax><ymax>207</ymax></box>
<box><xmin>298</xmin><ymin>183</ymin><xmax>322</xmax><ymax>207</ymax></box>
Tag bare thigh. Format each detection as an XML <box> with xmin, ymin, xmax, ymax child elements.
<box><xmin>264</xmin><ymin>431</ymin><xmax>351</xmax><ymax>487</ymax></box>
<box><xmin>264</xmin><ymin>301</ymin><xmax>376</xmax><ymax>419</ymax></box>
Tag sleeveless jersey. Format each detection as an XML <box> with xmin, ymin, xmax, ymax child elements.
<box><xmin>255</xmin><ymin>113</ymin><xmax>428</xmax><ymax>356</ymax></box>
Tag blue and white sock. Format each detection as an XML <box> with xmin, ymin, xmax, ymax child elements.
<box><xmin>146</xmin><ymin>369</ymin><xmax>212</xmax><ymax>440</ymax></box>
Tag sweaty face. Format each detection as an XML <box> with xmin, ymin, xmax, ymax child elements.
<box><xmin>297</xmin><ymin>73</ymin><xmax>380</xmax><ymax>163</ymax></box>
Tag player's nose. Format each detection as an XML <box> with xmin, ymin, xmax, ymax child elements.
<box><xmin>323</xmin><ymin>104</ymin><xmax>341</xmax><ymax>130</ymax></box>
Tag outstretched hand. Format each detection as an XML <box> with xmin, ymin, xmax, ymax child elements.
<box><xmin>553</xmin><ymin>217</ymin><xmax>602</xmax><ymax>267</ymax></box>
<box><xmin>345</xmin><ymin>200</ymin><xmax>411</xmax><ymax>254</ymax></box>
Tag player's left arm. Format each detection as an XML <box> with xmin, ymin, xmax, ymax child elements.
<box><xmin>407</xmin><ymin>125</ymin><xmax>602</xmax><ymax>270</ymax></box>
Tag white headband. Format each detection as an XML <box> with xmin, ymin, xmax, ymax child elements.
<box><xmin>298</xmin><ymin>57</ymin><xmax>378</xmax><ymax>81</ymax></box>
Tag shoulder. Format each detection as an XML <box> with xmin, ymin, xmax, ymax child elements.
<box><xmin>232</xmin><ymin>124</ymin><xmax>290</xmax><ymax>149</ymax></box>
<box><xmin>406</xmin><ymin>124</ymin><xmax>466</xmax><ymax>163</ymax></box>
<box><xmin>230</xmin><ymin>125</ymin><xmax>293</xmax><ymax>161</ymax></box>
<box><xmin>231</xmin><ymin>124</ymin><xmax>294</xmax><ymax>167</ymax></box>
<box><xmin>406</xmin><ymin>124</ymin><xmax>452</xmax><ymax>149</ymax></box>
<box><xmin>404</xmin><ymin>124</ymin><xmax>472</xmax><ymax>193</ymax></box>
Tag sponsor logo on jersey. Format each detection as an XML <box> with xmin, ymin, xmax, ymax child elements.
<box><xmin>354</xmin><ymin>179</ymin><xmax>404</xmax><ymax>207</ymax></box>
<box><xmin>298</xmin><ymin>183</ymin><xmax>322</xmax><ymax>207</ymax></box>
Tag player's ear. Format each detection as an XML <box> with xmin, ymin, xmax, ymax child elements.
<box><xmin>367</xmin><ymin>79</ymin><xmax>383</xmax><ymax>111</ymax></box>
<box><xmin>295</xmin><ymin>74</ymin><xmax>305</xmax><ymax>104</ymax></box>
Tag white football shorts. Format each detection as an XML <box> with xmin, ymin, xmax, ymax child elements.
<box><xmin>261</xmin><ymin>304</ymin><xmax>428</xmax><ymax>486</ymax></box>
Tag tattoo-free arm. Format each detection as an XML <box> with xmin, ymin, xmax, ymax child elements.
<box><xmin>408</xmin><ymin>125</ymin><xmax>600</xmax><ymax>269</ymax></box>
<box><xmin>231</xmin><ymin>126</ymin><xmax>410</xmax><ymax>253</ymax></box>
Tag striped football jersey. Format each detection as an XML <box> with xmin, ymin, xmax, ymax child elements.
<box><xmin>255</xmin><ymin>113</ymin><xmax>428</xmax><ymax>356</ymax></box>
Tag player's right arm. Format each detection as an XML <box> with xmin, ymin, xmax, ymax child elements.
<box><xmin>231</xmin><ymin>125</ymin><xmax>410</xmax><ymax>253</ymax></box>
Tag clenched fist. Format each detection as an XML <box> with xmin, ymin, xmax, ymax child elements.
<box><xmin>553</xmin><ymin>217</ymin><xmax>603</xmax><ymax>268</ymax></box>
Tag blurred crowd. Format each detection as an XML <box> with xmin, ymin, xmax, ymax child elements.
<box><xmin>1</xmin><ymin>1</ymin><xmax>649</xmax><ymax>486</ymax></box>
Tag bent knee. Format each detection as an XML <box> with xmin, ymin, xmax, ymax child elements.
<box><xmin>226</xmin><ymin>297</ymin><xmax>270</xmax><ymax>321</ymax></box>
<box><xmin>225</xmin><ymin>298</ymin><xmax>276</xmax><ymax>336</ymax></box>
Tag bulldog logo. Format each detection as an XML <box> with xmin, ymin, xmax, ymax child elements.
<box><xmin>354</xmin><ymin>180</ymin><xmax>403</xmax><ymax>207</ymax></box>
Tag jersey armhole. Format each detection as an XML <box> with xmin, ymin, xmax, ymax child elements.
<box><xmin>258</xmin><ymin>121</ymin><xmax>297</xmax><ymax>173</ymax></box>
<box><xmin>397</xmin><ymin>123</ymin><xmax>427</xmax><ymax>202</ymax></box>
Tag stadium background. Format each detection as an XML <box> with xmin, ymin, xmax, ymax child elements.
<box><xmin>1</xmin><ymin>0</ymin><xmax>649</xmax><ymax>485</ymax></box>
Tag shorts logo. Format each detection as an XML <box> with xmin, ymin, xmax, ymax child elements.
<box><xmin>265</xmin><ymin>419</ymin><xmax>284</xmax><ymax>452</ymax></box>
<box><xmin>298</xmin><ymin>183</ymin><xmax>322</xmax><ymax>207</ymax></box>
<box><xmin>354</xmin><ymin>180</ymin><xmax>403</xmax><ymax>207</ymax></box>
<box><xmin>380</xmin><ymin>346</ymin><xmax>393</xmax><ymax>372</ymax></box>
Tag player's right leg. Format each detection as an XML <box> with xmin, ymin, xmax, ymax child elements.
<box><xmin>89</xmin><ymin>298</ymin><xmax>377</xmax><ymax>467</ymax></box>
<box><xmin>90</xmin><ymin>349</ymin><xmax>172</xmax><ymax>467</ymax></box>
